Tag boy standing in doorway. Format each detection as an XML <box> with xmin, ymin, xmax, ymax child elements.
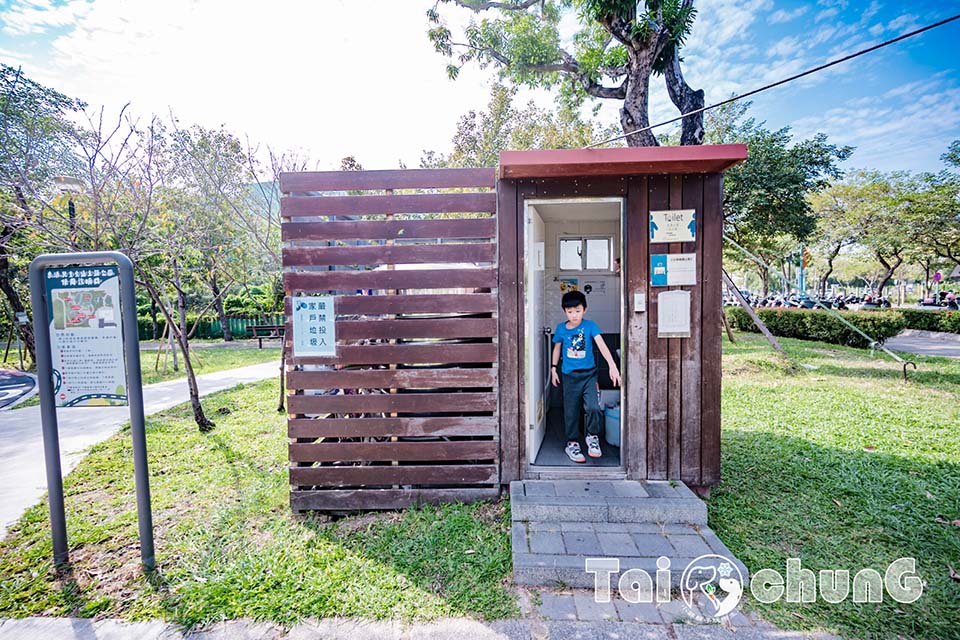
<box><xmin>551</xmin><ymin>291</ymin><xmax>621</xmax><ymax>463</ymax></box>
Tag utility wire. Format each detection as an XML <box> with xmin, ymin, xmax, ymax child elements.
<box><xmin>588</xmin><ymin>13</ymin><xmax>960</xmax><ymax>148</ymax></box>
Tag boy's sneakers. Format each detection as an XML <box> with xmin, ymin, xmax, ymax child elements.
<box><xmin>586</xmin><ymin>434</ymin><xmax>602</xmax><ymax>458</ymax></box>
<box><xmin>565</xmin><ymin>441</ymin><xmax>586</xmax><ymax>463</ymax></box>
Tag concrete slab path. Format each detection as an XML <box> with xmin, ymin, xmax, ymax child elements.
<box><xmin>0</xmin><ymin>614</ymin><xmax>843</xmax><ymax>639</ymax></box>
<box><xmin>0</xmin><ymin>361</ymin><xmax>280</xmax><ymax>537</ymax></box>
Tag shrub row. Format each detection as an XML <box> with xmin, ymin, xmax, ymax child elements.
<box><xmin>898</xmin><ymin>309</ymin><xmax>960</xmax><ymax>334</ymax></box>
<box><xmin>724</xmin><ymin>307</ymin><xmax>906</xmax><ymax>349</ymax></box>
<box><xmin>136</xmin><ymin>314</ymin><xmax>284</xmax><ymax>341</ymax></box>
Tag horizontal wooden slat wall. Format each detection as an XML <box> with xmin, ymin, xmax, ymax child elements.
<box><xmin>281</xmin><ymin>168</ymin><xmax>501</xmax><ymax>512</ymax></box>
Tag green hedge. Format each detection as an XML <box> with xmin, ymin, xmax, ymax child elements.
<box><xmin>899</xmin><ymin>308</ymin><xmax>960</xmax><ymax>334</ymax></box>
<box><xmin>136</xmin><ymin>314</ymin><xmax>284</xmax><ymax>340</ymax></box>
<box><xmin>725</xmin><ymin>307</ymin><xmax>906</xmax><ymax>349</ymax></box>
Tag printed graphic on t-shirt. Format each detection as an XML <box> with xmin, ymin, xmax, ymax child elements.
<box><xmin>567</xmin><ymin>329</ymin><xmax>586</xmax><ymax>360</ymax></box>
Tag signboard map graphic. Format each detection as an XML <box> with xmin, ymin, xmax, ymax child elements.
<box><xmin>44</xmin><ymin>266</ymin><xmax>127</xmax><ymax>406</ymax></box>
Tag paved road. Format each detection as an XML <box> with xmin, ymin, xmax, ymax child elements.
<box><xmin>0</xmin><ymin>370</ymin><xmax>36</xmax><ymax>409</ymax></box>
<box><xmin>884</xmin><ymin>329</ymin><xmax>960</xmax><ymax>359</ymax></box>
<box><xmin>0</xmin><ymin>361</ymin><xmax>280</xmax><ymax>538</ymax></box>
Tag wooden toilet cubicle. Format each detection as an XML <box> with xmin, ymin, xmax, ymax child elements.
<box><xmin>282</xmin><ymin>144</ymin><xmax>747</xmax><ymax>511</ymax></box>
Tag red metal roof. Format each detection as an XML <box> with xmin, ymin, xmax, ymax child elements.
<box><xmin>499</xmin><ymin>144</ymin><xmax>748</xmax><ymax>179</ymax></box>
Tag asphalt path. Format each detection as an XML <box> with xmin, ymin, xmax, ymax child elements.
<box><xmin>0</xmin><ymin>361</ymin><xmax>280</xmax><ymax>538</ymax></box>
<box><xmin>884</xmin><ymin>329</ymin><xmax>960</xmax><ymax>359</ymax></box>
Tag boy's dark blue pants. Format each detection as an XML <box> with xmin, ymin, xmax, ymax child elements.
<box><xmin>561</xmin><ymin>366</ymin><xmax>602</xmax><ymax>442</ymax></box>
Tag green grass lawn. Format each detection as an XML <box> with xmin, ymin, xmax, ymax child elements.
<box><xmin>711</xmin><ymin>334</ymin><xmax>960</xmax><ymax>640</ymax></box>
<box><xmin>8</xmin><ymin>345</ymin><xmax>281</xmax><ymax>409</ymax></box>
<box><xmin>0</xmin><ymin>380</ymin><xmax>515</xmax><ymax>625</ymax></box>
<box><xmin>0</xmin><ymin>335</ymin><xmax>956</xmax><ymax>638</ymax></box>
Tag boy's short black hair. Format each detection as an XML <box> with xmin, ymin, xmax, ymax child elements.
<box><xmin>561</xmin><ymin>290</ymin><xmax>587</xmax><ymax>309</ymax></box>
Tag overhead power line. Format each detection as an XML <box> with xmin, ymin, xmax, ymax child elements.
<box><xmin>587</xmin><ymin>13</ymin><xmax>960</xmax><ymax>149</ymax></box>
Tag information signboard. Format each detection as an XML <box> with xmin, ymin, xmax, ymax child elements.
<box><xmin>44</xmin><ymin>266</ymin><xmax>127</xmax><ymax>407</ymax></box>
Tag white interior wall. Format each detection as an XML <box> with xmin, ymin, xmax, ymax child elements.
<box><xmin>542</xmin><ymin>220</ymin><xmax>621</xmax><ymax>334</ymax></box>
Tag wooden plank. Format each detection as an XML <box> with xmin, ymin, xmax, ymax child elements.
<box><xmin>287</xmin><ymin>392</ymin><xmax>496</xmax><ymax>414</ymax></box>
<box><xmin>647</xmin><ymin>175</ymin><xmax>670</xmax><ymax>480</ymax></box>
<box><xmin>528</xmin><ymin>176</ymin><xmax>629</xmax><ymax>199</ymax></box>
<box><xmin>282</xmin><ymin>192</ymin><xmax>496</xmax><ymax>217</ymax></box>
<box><xmin>284</xmin><ymin>268</ymin><xmax>497</xmax><ymax>292</ymax></box>
<box><xmin>287</xmin><ymin>367</ymin><xmax>497</xmax><ymax>390</ymax></box>
<box><xmin>289</xmin><ymin>440</ymin><xmax>499</xmax><ymax>462</ymax></box>
<box><xmin>701</xmin><ymin>173</ymin><xmax>724</xmax><ymax>485</ymax></box>
<box><xmin>282</xmin><ymin>218</ymin><xmax>496</xmax><ymax>242</ymax></box>
<box><xmin>681</xmin><ymin>174</ymin><xmax>704</xmax><ymax>485</ymax></box>
<box><xmin>498</xmin><ymin>179</ymin><xmax>521</xmax><ymax>483</ymax></box>
<box><xmin>499</xmin><ymin>145</ymin><xmax>749</xmax><ymax>179</ymax></box>
<box><xmin>288</xmin><ymin>416</ymin><xmax>498</xmax><ymax>438</ymax></box>
<box><xmin>283</xmin><ymin>243</ymin><xmax>496</xmax><ymax>267</ymax></box>
<box><xmin>290</xmin><ymin>464</ymin><xmax>499</xmax><ymax>487</ymax></box>
<box><xmin>334</xmin><ymin>317</ymin><xmax>497</xmax><ymax>341</ymax></box>
<box><xmin>284</xmin><ymin>293</ymin><xmax>497</xmax><ymax>315</ymax></box>
<box><xmin>280</xmin><ymin>168</ymin><xmax>496</xmax><ymax>193</ymax></box>
<box><xmin>625</xmin><ymin>176</ymin><xmax>649</xmax><ymax>480</ymax></box>
<box><xmin>290</xmin><ymin>487</ymin><xmax>501</xmax><ymax>511</ymax></box>
<box><xmin>287</xmin><ymin>343</ymin><xmax>498</xmax><ymax>366</ymax></box>
<box><xmin>667</xmin><ymin>175</ymin><xmax>683</xmax><ymax>480</ymax></box>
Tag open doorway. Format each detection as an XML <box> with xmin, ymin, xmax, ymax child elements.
<box><xmin>524</xmin><ymin>198</ymin><xmax>624</xmax><ymax>471</ymax></box>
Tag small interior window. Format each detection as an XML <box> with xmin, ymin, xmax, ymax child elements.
<box><xmin>559</xmin><ymin>236</ymin><xmax>612</xmax><ymax>271</ymax></box>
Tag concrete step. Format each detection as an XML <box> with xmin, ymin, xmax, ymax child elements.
<box><xmin>509</xmin><ymin>480</ymin><xmax>707</xmax><ymax>525</ymax></box>
<box><xmin>508</xmin><ymin>480</ymin><xmax>746</xmax><ymax>590</ymax></box>
<box><xmin>512</xmin><ymin>521</ymin><xmax>750</xmax><ymax>589</ymax></box>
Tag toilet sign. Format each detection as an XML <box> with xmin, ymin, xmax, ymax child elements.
<box><xmin>650</xmin><ymin>209</ymin><xmax>696</xmax><ymax>243</ymax></box>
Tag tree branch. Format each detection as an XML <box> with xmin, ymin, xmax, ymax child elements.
<box><xmin>450</xmin><ymin>0</ymin><xmax>539</xmax><ymax>11</ymax></box>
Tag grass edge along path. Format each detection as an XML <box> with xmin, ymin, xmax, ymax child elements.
<box><xmin>8</xmin><ymin>345</ymin><xmax>282</xmax><ymax>409</ymax></box>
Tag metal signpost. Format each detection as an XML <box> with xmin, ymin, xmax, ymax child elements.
<box><xmin>28</xmin><ymin>251</ymin><xmax>154</xmax><ymax>571</ymax></box>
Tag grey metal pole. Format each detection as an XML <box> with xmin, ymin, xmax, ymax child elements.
<box><xmin>28</xmin><ymin>251</ymin><xmax>155</xmax><ymax>571</ymax></box>
<box><xmin>113</xmin><ymin>254</ymin><xmax>155</xmax><ymax>571</ymax></box>
<box><xmin>28</xmin><ymin>261</ymin><xmax>69</xmax><ymax>566</ymax></box>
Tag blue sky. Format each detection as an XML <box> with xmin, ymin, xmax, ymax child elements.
<box><xmin>1</xmin><ymin>0</ymin><xmax>958</xmax><ymax>173</ymax></box>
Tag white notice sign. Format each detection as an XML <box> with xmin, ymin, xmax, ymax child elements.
<box><xmin>292</xmin><ymin>295</ymin><xmax>336</xmax><ymax>356</ymax></box>
<box><xmin>657</xmin><ymin>290</ymin><xmax>691</xmax><ymax>338</ymax></box>
<box><xmin>650</xmin><ymin>209</ymin><xmax>696</xmax><ymax>243</ymax></box>
<box><xmin>667</xmin><ymin>254</ymin><xmax>696</xmax><ymax>286</ymax></box>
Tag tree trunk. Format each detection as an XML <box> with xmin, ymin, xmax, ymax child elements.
<box><xmin>620</xmin><ymin>57</ymin><xmax>659</xmax><ymax>147</ymax></box>
<box><xmin>209</xmin><ymin>273</ymin><xmax>232</xmax><ymax>341</ymax></box>
<box><xmin>0</xmin><ymin>245</ymin><xmax>36</xmax><ymax>363</ymax></box>
<box><xmin>663</xmin><ymin>50</ymin><xmax>705</xmax><ymax>146</ymax></box>
<box><xmin>167</xmin><ymin>260</ymin><xmax>215</xmax><ymax>432</ymax></box>
<box><xmin>875</xmin><ymin>251</ymin><xmax>903</xmax><ymax>298</ymax></box>
<box><xmin>149</xmin><ymin>297</ymin><xmax>159</xmax><ymax>339</ymax></box>
<box><xmin>759</xmin><ymin>268</ymin><xmax>769</xmax><ymax>297</ymax></box>
<box><xmin>819</xmin><ymin>241</ymin><xmax>843</xmax><ymax>298</ymax></box>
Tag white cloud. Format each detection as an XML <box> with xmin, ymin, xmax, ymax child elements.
<box><xmin>815</xmin><ymin>8</ymin><xmax>839</xmax><ymax>23</ymax></box>
<box><xmin>768</xmin><ymin>6</ymin><xmax>809</xmax><ymax>25</ymax></box>
<box><xmin>1</xmin><ymin>0</ymin><xmax>510</xmax><ymax>170</ymax></box>
<box><xmin>1</xmin><ymin>0</ymin><xmax>92</xmax><ymax>36</ymax></box>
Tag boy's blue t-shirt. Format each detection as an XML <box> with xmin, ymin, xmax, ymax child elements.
<box><xmin>552</xmin><ymin>319</ymin><xmax>601</xmax><ymax>374</ymax></box>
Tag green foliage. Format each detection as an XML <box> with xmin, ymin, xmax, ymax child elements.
<box><xmin>724</xmin><ymin>307</ymin><xmax>906</xmax><ymax>348</ymax></box>
<box><xmin>712</xmin><ymin>102</ymin><xmax>853</xmax><ymax>244</ymax></box>
<box><xmin>899</xmin><ymin>309</ymin><xmax>946</xmax><ymax>332</ymax></box>
<box><xmin>899</xmin><ymin>309</ymin><xmax>960</xmax><ymax>334</ymax></box>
